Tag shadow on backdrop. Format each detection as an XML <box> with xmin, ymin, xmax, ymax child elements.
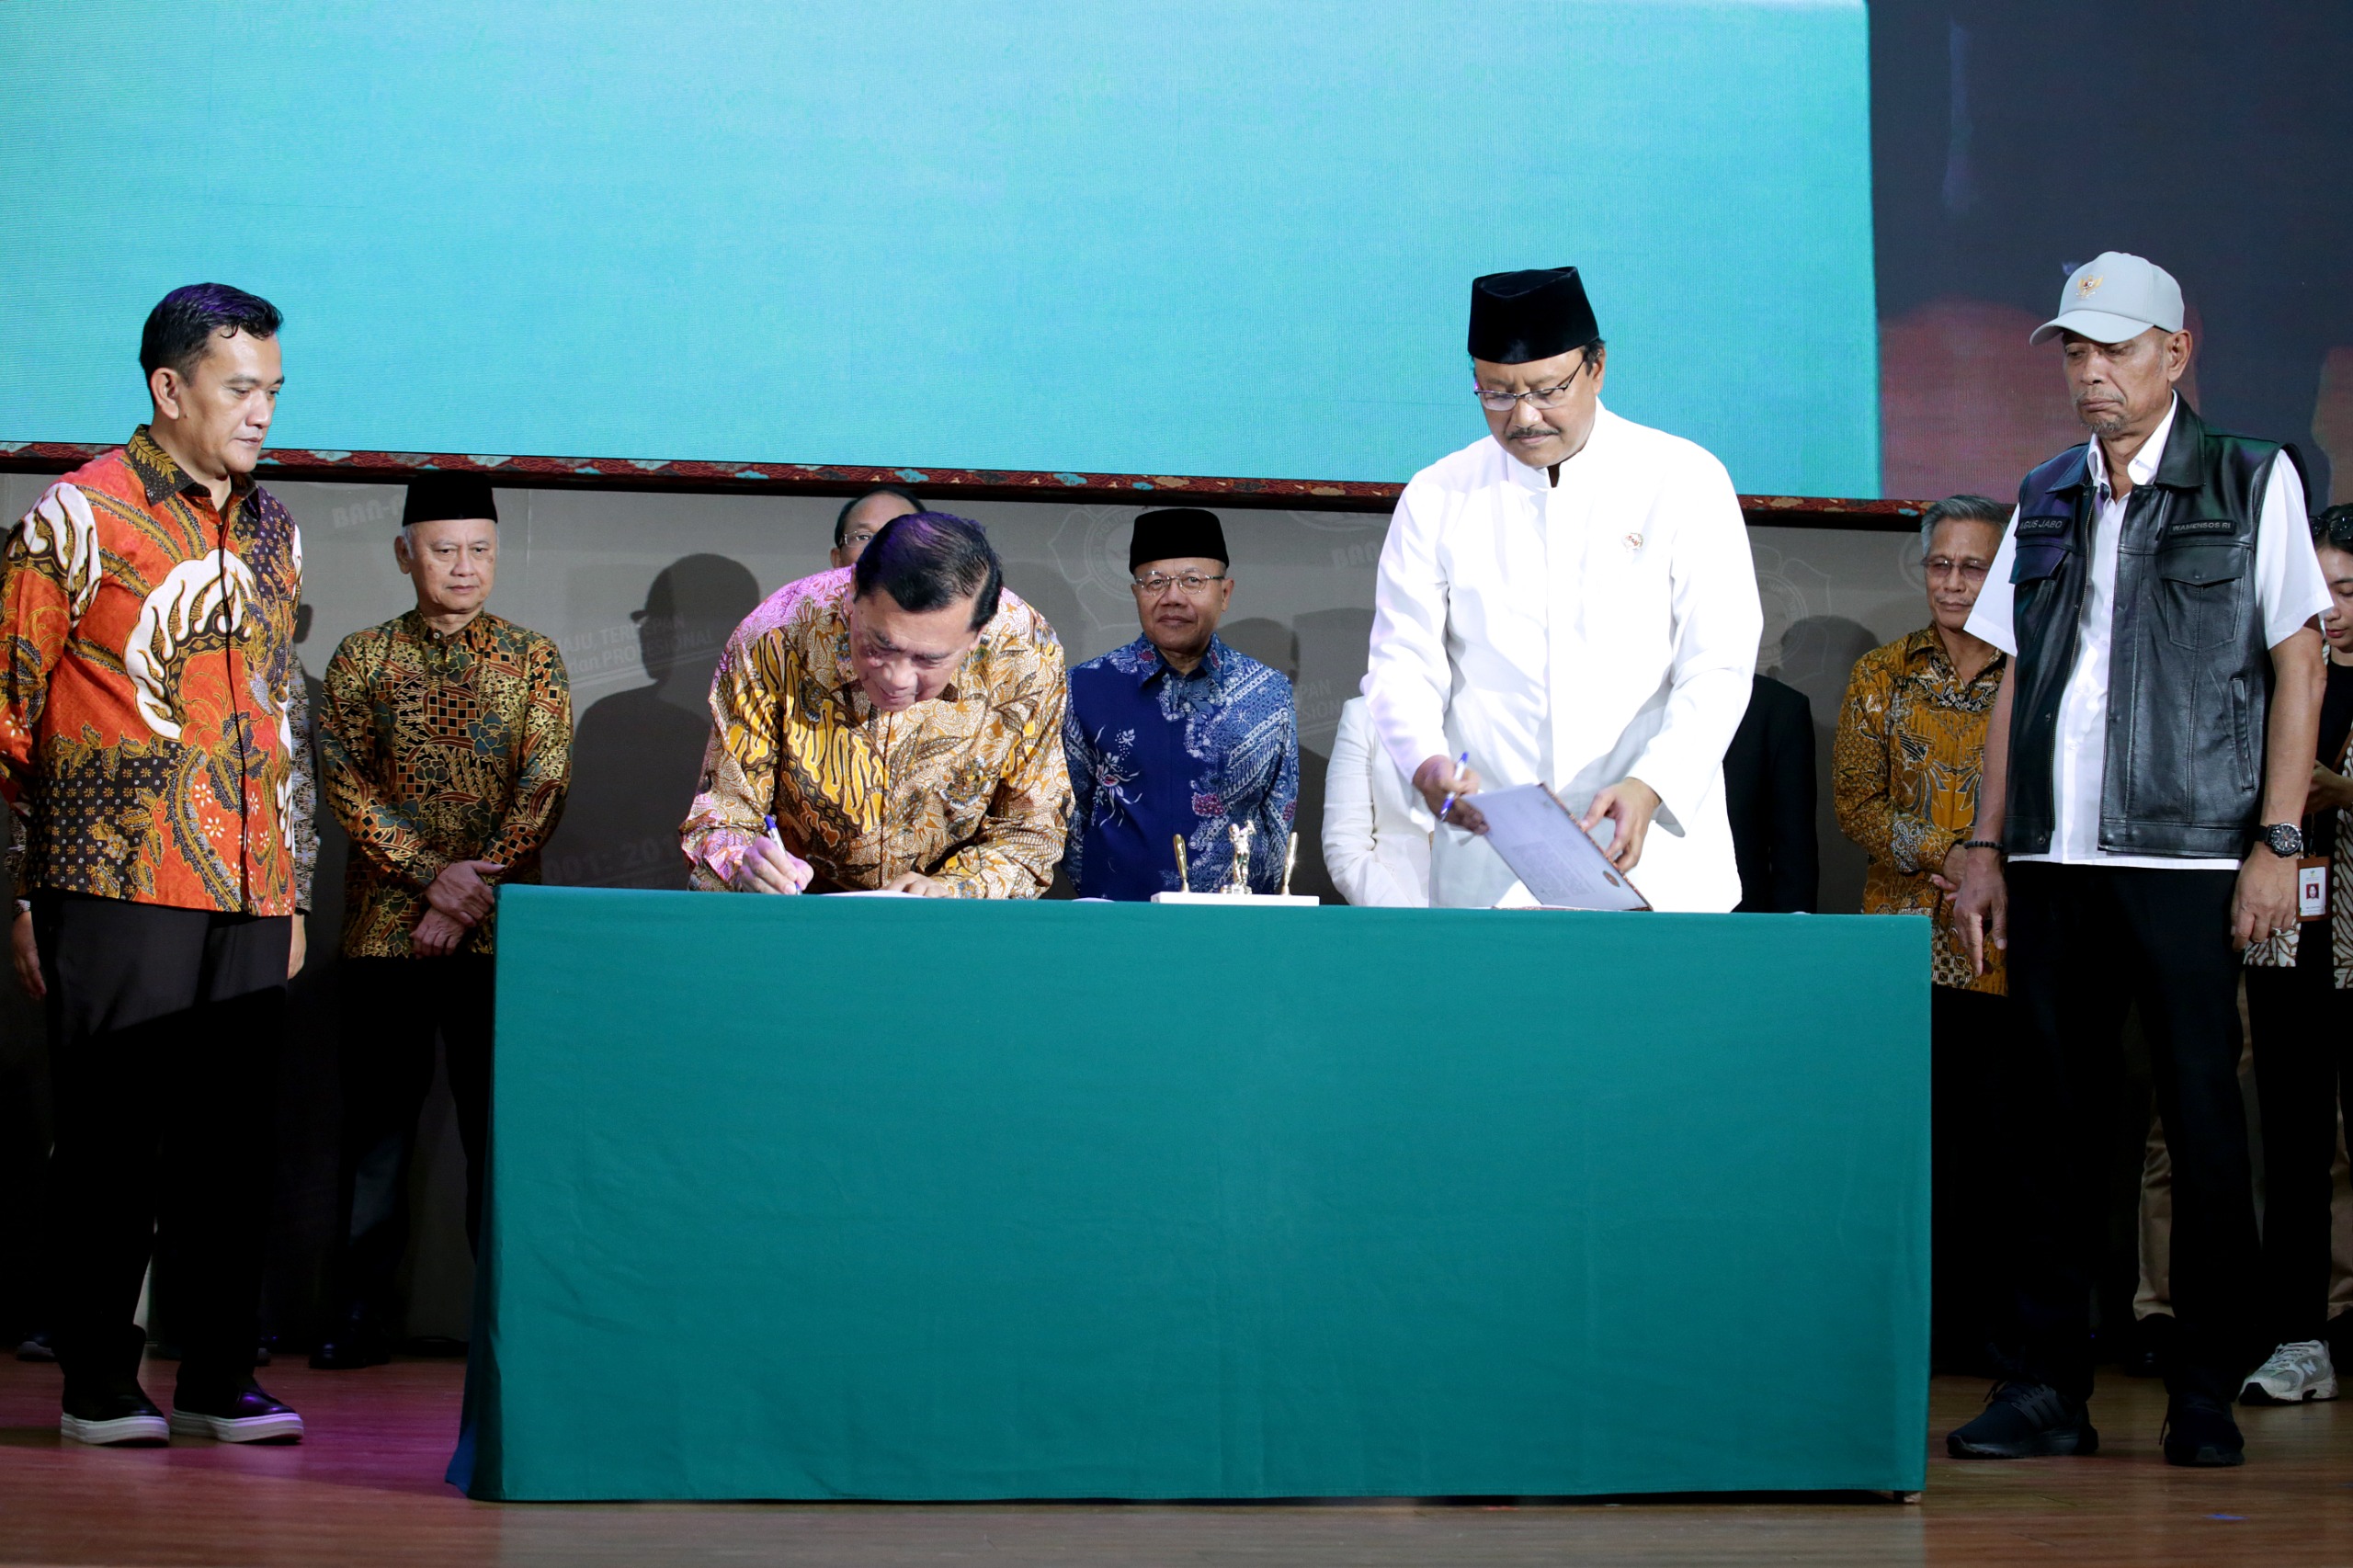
<box><xmin>547</xmin><ymin>556</ymin><xmax>764</xmax><ymax>891</ymax></box>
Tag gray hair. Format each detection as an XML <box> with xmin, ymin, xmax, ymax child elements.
<box><xmin>1918</xmin><ymin>494</ymin><xmax>2008</xmax><ymax>560</ymax></box>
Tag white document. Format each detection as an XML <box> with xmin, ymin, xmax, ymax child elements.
<box><xmin>1468</xmin><ymin>784</ymin><xmax>1650</xmax><ymax>912</ymax></box>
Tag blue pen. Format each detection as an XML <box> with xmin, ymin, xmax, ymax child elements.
<box><xmin>1438</xmin><ymin>750</ymin><xmax>1471</xmax><ymax>820</ymax></box>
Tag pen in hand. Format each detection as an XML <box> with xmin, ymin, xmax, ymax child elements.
<box><xmin>1438</xmin><ymin>750</ymin><xmax>1471</xmax><ymax>821</ymax></box>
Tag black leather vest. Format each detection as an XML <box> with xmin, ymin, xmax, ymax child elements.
<box><xmin>2005</xmin><ymin>401</ymin><xmax>2283</xmax><ymax>859</ymax></box>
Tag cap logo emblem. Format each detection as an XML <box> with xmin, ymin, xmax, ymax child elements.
<box><xmin>2077</xmin><ymin>274</ymin><xmax>2104</xmax><ymax>298</ymax></box>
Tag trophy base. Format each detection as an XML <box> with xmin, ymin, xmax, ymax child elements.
<box><xmin>1148</xmin><ymin>892</ymin><xmax>1320</xmax><ymax>906</ymax></box>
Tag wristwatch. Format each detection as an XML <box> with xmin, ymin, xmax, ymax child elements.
<box><xmin>2259</xmin><ymin>823</ymin><xmax>2306</xmax><ymax>858</ymax></box>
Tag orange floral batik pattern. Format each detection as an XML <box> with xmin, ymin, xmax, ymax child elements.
<box><xmin>0</xmin><ymin>429</ymin><xmax>308</xmax><ymax>914</ymax></box>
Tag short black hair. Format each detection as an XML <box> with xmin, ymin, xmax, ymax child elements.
<box><xmin>140</xmin><ymin>283</ymin><xmax>283</xmax><ymax>381</ymax></box>
<box><xmin>835</xmin><ymin>485</ymin><xmax>925</xmax><ymax>549</ymax></box>
<box><xmin>851</xmin><ymin>512</ymin><xmax>1003</xmax><ymax>631</ymax></box>
<box><xmin>1919</xmin><ymin>494</ymin><xmax>2007</xmax><ymax>558</ymax></box>
<box><xmin>2315</xmin><ymin>503</ymin><xmax>2353</xmax><ymax>557</ymax></box>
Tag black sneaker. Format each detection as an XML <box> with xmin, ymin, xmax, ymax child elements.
<box><xmin>2161</xmin><ymin>1393</ymin><xmax>2245</xmax><ymax>1468</ymax></box>
<box><xmin>61</xmin><ymin>1385</ymin><xmax>170</xmax><ymax>1447</ymax></box>
<box><xmin>1946</xmin><ymin>1381</ymin><xmax>2098</xmax><ymax>1459</ymax></box>
<box><xmin>170</xmin><ymin>1380</ymin><xmax>304</xmax><ymax>1444</ymax></box>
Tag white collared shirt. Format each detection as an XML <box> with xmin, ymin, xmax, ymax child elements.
<box><xmin>1323</xmin><ymin>696</ymin><xmax>1432</xmax><ymax>907</ymax></box>
<box><xmin>1966</xmin><ymin>397</ymin><xmax>2326</xmax><ymax>869</ymax></box>
<box><xmin>1362</xmin><ymin>403</ymin><xmax>1762</xmax><ymax>912</ymax></box>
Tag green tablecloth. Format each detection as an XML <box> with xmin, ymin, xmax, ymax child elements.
<box><xmin>452</xmin><ymin>889</ymin><xmax>1928</xmax><ymax>1500</ymax></box>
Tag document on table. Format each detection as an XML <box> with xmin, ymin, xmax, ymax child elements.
<box><xmin>1470</xmin><ymin>784</ymin><xmax>1650</xmax><ymax>912</ymax></box>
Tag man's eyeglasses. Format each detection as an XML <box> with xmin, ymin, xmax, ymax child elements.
<box><xmin>1472</xmin><ymin>355</ymin><xmax>1597</xmax><ymax>413</ymax></box>
<box><xmin>1131</xmin><ymin>572</ymin><xmax>1227</xmax><ymax>596</ymax></box>
<box><xmin>1926</xmin><ymin>557</ymin><xmax>1991</xmax><ymax>582</ymax></box>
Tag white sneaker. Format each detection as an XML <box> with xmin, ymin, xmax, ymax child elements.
<box><xmin>2239</xmin><ymin>1340</ymin><xmax>2338</xmax><ymax>1405</ymax></box>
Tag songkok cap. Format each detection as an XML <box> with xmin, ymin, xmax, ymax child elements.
<box><xmin>1468</xmin><ymin>267</ymin><xmax>1600</xmax><ymax>365</ymax></box>
<box><xmin>2030</xmin><ymin>252</ymin><xmax>2185</xmax><ymax>346</ymax></box>
<box><xmin>1129</xmin><ymin>507</ymin><xmax>1228</xmax><ymax>572</ymax></box>
<box><xmin>401</xmin><ymin>472</ymin><xmax>499</xmax><ymax>530</ymax></box>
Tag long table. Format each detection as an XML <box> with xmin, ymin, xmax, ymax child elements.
<box><xmin>450</xmin><ymin>889</ymin><xmax>1928</xmax><ymax>1501</ymax></box>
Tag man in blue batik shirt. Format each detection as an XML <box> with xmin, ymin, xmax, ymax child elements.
<box><xmin>1063</xmin><ymin>508</ymin><xmax>1300</xmax><ymax>899</ymax></box>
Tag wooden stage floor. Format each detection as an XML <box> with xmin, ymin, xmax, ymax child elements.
<box><xmin>1</xmin><ymin>1357</ymin><xmax>2347</xmax><ymax>1566</ymax></box>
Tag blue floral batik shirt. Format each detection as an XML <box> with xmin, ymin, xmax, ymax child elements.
<box><xmin>1063</xmin><ymin>634</ymin><xmax>1300</xmax><ymax>900</ymax></box>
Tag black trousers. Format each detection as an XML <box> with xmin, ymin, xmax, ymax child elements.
<box><xmin>1931</xmin><ymin>984</ymin><xmax>2010</xmax><ymax>1372</ymax></box>
<box><xmin>2245</xmin><ymin>959</ymin><xmax>2353</xmax><ymax>1347</ymax></box>
<box><xmin>2001</xmin><ymin>862</ymin><xmax>2262</xmax><ymax>1403</ymax></box>
<box><xmin>325</xmin><ymin>956</ymin><xmax>494</xmax><ymax>1333</ymax></box>
<box><xmin>32</xmin><ymin>891</ymin><xmax>289</xmax><ymax>1399</ymax></box>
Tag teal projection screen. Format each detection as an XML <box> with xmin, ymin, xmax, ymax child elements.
<box><xmin>0</xmin><ymin>3</ymin><xmax>1877</xmax><ymax>494</ymax></box>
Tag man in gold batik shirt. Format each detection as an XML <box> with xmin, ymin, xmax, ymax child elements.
<box><xmin>680</xmin><ymin>511</ymin><xmax>1070</xmax><ymax>898</ymax></box>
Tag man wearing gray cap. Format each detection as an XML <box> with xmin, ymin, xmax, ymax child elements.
<box><xmin>1362</xmin><ymin>267</ymin><xmax>1762</xmax><ymax>911</ymax></box>
<box><xmin>1949</xmin><ymin>252</ymin><xmax>2329</xmax><ymax>1467</ymax></box>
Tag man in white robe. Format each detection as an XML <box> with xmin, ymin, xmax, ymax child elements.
<box><xmin>1363</xmin><ymin>267</ymin><xmax>1763</xmax><ymax>912</ymax></box>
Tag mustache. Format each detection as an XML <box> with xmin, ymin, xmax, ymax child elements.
<box><xmin>1505</xmin><ymin>425</ymin><xmax>1555</xmax><ymax>442</ymax></box>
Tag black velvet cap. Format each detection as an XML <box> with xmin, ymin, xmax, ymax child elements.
<box><xmin>1467</xmin><ymin>267</ymin><xmax>1599</xmax><ymax>364</ymax></box>
<box><xmin>1129</xmin><ymin>507</ymin><xmax>1228</xmax><ymax>572</ymax></box>
<box><xmin>401</xmin><ymin>473</ymin><xmax>499</xmax><ymax>530</ymax></box>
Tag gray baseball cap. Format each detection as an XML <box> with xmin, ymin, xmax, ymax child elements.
<box><xmin>2030</xmin><ymin>251</ymin><xmax>2185</xmax><ymax>345</ymax></box>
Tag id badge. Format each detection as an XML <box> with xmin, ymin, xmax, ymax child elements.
<box><xmin>2298</xmin><ymin>857</ymin><xmax>2328</xmax><ymax>921</ymax></box>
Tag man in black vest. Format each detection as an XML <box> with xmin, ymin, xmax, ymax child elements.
<box><xmin>1947</xmin><ymin>252</ymin><xmax>2329</xmax><ymax>1468</ymax></box>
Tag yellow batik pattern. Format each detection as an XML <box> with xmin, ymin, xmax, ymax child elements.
<box><xmin>679</xmin><ymin>568</ymin><xmax>1072</xmax><ymax>898</ymax></box>
<box><xmin>1834</xmin><ymin>626</ymin><xmax>2007</xmax><ymax>994</ymax></box>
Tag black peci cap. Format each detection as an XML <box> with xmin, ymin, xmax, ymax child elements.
<box><xmin>401</xmin><ymin>473</ymin><xmax>499</xmax><ymax>530</ymax></box>
<box><xmin>1129</xmin><ymin>507</ymin><xmax>1229</xmax><ymax>573</ymax></box>
<box><xmin>1468</xmin><ymin>267</ymin><xmax>1599</xmax><ymax>365</ymax></box>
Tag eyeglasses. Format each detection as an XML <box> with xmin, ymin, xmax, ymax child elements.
<box><xmin>1926</xmin><ymin>557</ymin><xmax>1991</xmax><ymax>582</ymax></box>
<box><xmin>1472</xmin><ymin>355</ymin><xmax>1597</xmax><ymax>413</ymax></box>
<box><xmin>1131</xmin><ymin>573</ymin><xmax>1227</xmax><ymax>596</ymax></box>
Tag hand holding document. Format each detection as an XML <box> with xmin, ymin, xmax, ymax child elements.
<box><xmin>1465</xmin><ymin>784</ymin><xmax>1650</xmax><ymax>912</ymax></box>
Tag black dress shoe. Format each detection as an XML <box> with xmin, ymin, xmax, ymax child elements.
<box><xmin>2161</xmin><ymin>1393</ymin><xmax>2245</xmax><ymax>1468</ymax></box>
<box><xmin>61</xmin><ymin>1384</ymin><xmax>170</xmax><ymax>1447</ymax></box>
<box><xmin>2123</xmin><ymin>1314</ymin><xmax>2175</xmax><ymax>1379</ymax></box>
<box><xmin>171</xmin><ymin>1380</ymin><xmax>303</xmax><ymax>1444</ymax></box>
<box><xmin>1947</xmin><ymin>1381</ymin><xmax>2098</xmax><ymax>1459</ymax></box>
<box><xmin>15</xmin><ymin>1329</ymin><xmax>56</xmax><ymax>1363</ymax></box>
<box><xmin>309</xmin><ymin>1322</ymin><xmax>392</xmax><ymax>1369</ymax></box>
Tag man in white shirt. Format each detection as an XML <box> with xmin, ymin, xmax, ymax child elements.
<box><xmin>1362</xmin><ymin>267</ymin><xmax>1762</xmax><ymax>912</ymax></box>
<box><xmin>1948</xmin><ymin>252</ymin><xmax>2328</xmax><ymax>1469</ymax></box>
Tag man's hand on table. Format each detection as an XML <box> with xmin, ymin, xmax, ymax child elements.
<box><xmin>426</xmin><ymin>859</ymin><xmax>504</xmax><ymax>925</ymax></box>
<box><xmin>412</xmin><ymin>908</ymin><xmax>468</xmax><ymax>958</ymax></box>
<box><xmin>1580</xmin><ymin>778</ymin><xmax>1660</xmax><ymax>872</ymax></box>
<box><xmin>1413</xmin><ymin>755</ymin><xmax>1485</xmax><ymax>833</ymax></box>
<box><xmin>882</xmin><ymin>871</ymin><xmax>959</xmax><ymax>897</ymax></box>
<box><xmin>734</xmin><ymin>836</ymin><xmax>814</xmax><ymax>894</ymax></box>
